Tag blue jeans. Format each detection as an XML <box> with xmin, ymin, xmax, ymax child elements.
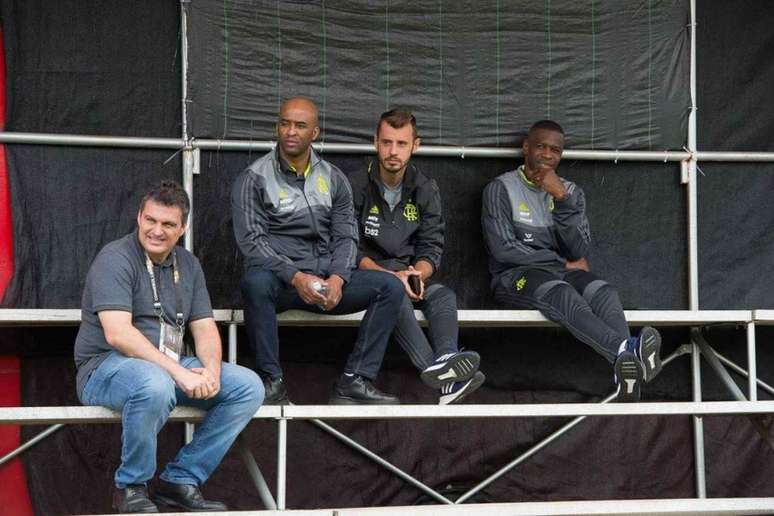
<box><xmin>81</xmin><ymin>351</ymin><xmax>264</xmax><ymax>487</ymax></box>
<box><xmin>240</xmin><ymin>268</ymin><xmax>404</xmax><ymax>380</ymax></box>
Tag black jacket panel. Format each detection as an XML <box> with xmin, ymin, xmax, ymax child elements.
<box><xmin>350</xmin><ymin>163</ymin><xmax>445</xmax><ymax>273</ymax></box>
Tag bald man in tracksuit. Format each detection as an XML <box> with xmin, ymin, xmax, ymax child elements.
<box><xmin>232</xmin><ymin>97</ymin><xmax>404</xmax><ymax>406</ymax></box>
<box><xmin>481</xmin><ymin>120</ymin><xmax>663</xmax><ymax>402</ymax></box>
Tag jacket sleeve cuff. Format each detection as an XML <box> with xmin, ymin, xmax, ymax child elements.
<box><xmin>554</xmin><ymin>193</ymin><xmax>578</xmax><ymax>210</ymax></box>
<box><xmin>329</xmin><ymin>269</ymin><xmax>352</xmax><ymax>283</ymax></box>
<box><xmin>280</xmin><ymin>266</ymin><xmax>301</xmax><ymax>286</ymax></box>
<box><xmin>414</xmin><ymin>256</ymin><xmax>438</xmax><ymax>274</ymax></box>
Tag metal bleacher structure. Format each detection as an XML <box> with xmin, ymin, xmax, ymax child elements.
<box><xmin>2</xmin><ymin>1</ymin><xmax>774</xmax><ymax>514</ymax></box>
<box><xmin>2</xmin><ymin>309</ymin><xmax>774</xmax><ymax>514</ymax></box>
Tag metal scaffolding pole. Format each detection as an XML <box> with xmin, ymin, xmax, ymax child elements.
<box><xmin>180</xmin><ymin>0</ymin><xmax>190</xmax><ymax>143</ymax></box>
<box><xmin>277</xmin><ymin>418</ymin><xmax>288</xmax><ymax>510</ymax></box>
<box><xmin>179</xmin><ymin>0</ymin><xmax>195</xmax><ymax>447</ymax></box>
<box><xmin>3</xmin><ymin>130</ymin><xmax>774</xmax><ymax>162</ymax></box>
<box><xmin>693</xmin><ymin>330</ymin><xmax>774</xmax><ymax>449</ymax></box>
<box><xmin>714</xmin><ymin>351</ymin><xmax>774</xmax><ymax>397</ymax></box>
<box><xmin>0</xmin><ymin>424</ymin><xmax>64</xmax><ymax>466</ymax></box>
<box><xmin>747</xmin><ymin>323</ymin><xmax>758</xmax><ymax>401</ymax></box>
<box><xmin>694</xmin><ymin>151</ymin><xmax>774</xmax><ymax>162</ymax></box>
<box><xmin>686</xmin><ymin>0</ymin><xmax>707</xmax><ymax>499</ymax></box>
<box><xmin>309</xmin><ymin>419</ymin><xmax>453</xmax><ymax>505</ymax></box>
<box><xmin>0</xmin><ymin>132</ymin><xmax>183</xmax><ymax>148</ymax></box>
<box><xmin>238</xmin><ymin>436</ymin><xmax>278</xmax><ymax>510</ymax></box>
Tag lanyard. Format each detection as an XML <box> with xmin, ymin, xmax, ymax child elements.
<box><xmin>144</xmin><ymin>251</ymin><xmax>184</xmax><ymax>332</ymax></box>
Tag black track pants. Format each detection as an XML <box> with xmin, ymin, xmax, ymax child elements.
<box><xmin>493</xmin><ymin>268</ymin><xmax>630</xmax><ymax>363</ymax></box>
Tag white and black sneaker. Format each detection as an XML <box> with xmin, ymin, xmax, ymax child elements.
<box><xmin>614</xmin><ymin>348</ymin><xmax>644</xmax><ymax>402</ymax></box>
<box><xmin>420</xmin><ymin>350</ymin><xmax>480</xmax><ymax>389</ymax></box>
<box><xmin>439</xmin><ymin>371</ymin><xmax>485</xmax><ymax>405</ymax></box>
<box><xmin>635</xmin><ymin>326</ymin><xmax>662</xmax><ymax>382</ymax></box>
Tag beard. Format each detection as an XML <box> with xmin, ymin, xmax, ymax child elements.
<box><xmin>379</xmin><ymin>156</ymin><xmax>408</xmax><ymax>174</ymax></box>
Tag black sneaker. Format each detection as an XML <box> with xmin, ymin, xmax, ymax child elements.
<box><xmin>329</xmin><ymin>375</ymin><xmax>400</xmax><ymax>405</ymax></box>
<box><xmin>420</xmin><ymin>350</ymin><xmax>480</xmax><ymax>389</ymax></box>
<box><xmin>635</xmin><ymin>326</ymin><xmax>662</xmax><ymax>382</ymax></box>
<box><xmin>263</xmin><ymin>377</ymin><xmax>290</xmax><ymax>405</ymax></box>
<box><xmin>439</xmin><ymin>371</ymin><xmax>485</xmax><ymax>405</ymax></box>
<box><xmin>614</xmin><ymin>348</ymin><xmax>643</xmax><ymax>402</ymax></box>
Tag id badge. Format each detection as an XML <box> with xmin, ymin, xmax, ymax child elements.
<box><xmin>159</xmin><ymin>321</ymin><xmax>184</xmax><ymax>362</ymax></box>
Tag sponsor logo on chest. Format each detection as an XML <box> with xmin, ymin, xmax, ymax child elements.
<box><xmin>277</xmin><ymin>189</ymin><xmax>295</xmax><ymax>214</ymax></box>
<box><xmin>517</xmin><ymin>201</ymin><xmax>533</xmax><ymax>223</ymax></box>
<box><xmin>365</xmin><ymin>213</ymin><xmax>381</xmax><ymax>237</ymax></box>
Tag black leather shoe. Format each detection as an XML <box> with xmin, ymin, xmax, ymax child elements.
<box><xmin>329</xmin><ymin>375</ymin><xmax>400</xmax><ymax>405</ymax></box>
<box><xmin>263</xmin><ymin>376</ymin><xmax>290</xmax><ymax>405</ymax></box>
<box><xmin>153</xmin><ymin>480</ymin><xmax>227</xmax><ymax>512</ymax></box>
<box><xmin>112</xmin><ymin>485</ymin><xmax>158</xmax><ymax>513</ymax></box>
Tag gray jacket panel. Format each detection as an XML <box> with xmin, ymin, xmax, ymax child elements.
<box><xmin>231</xmin><ymin>148</ymin><xmax>358</xmax><ymax>284</ymax></box>
<box><xmin>482</xmin><ymin>166</ymin><xmax>590</xmax><ymax>281</ymax></box>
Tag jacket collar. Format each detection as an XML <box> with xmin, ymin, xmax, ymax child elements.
<box><xmin>516</xmin><ymin>165</ymin><xmax>541</xmax><ymax>190</ymax></box>
<box><xmin>367</xmin><ymin>160</ymin><xmax>425</xmax><ymax>192</ymax></box>
<box><xmin>273</xmin><ymin>146</ymin><xmax>324</xmax><ymax>177</ymax></box>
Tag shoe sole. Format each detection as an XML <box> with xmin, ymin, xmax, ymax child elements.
<box><xmin>420</xmin><ymin>351</ymin><xmax>480</xmax><ymax>389</ymax></box>
<box><xmin>151</xmin><ymin>495</ymin><xmax>191</xmax><ymax>512</ymax></box>
<box><xmin>614</xmin><ymin>352</ymin><xmax>643</xmax><ymax>402</ymax></box>
<box><xmin>112</xmin><ymin>503</ymin><xmax>158</xmax><ymax>514</ymax></box>
<box><xmin>439</xmin><ymin>371</ymin><xmax>486</xmax><ymax>405</ymax></box>
<box><xmin>638</xmin><ymin>326</ymin><xmax>662</xmax><ymax>382</ymax></box>
<box><xmin>328</xmin><ymin>396</ymin><xmax>400</xmax><ymax>405</ymax></box>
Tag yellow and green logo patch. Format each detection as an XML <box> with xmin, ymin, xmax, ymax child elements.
<box><xmin>515</xmin><ymin>276</ymin><xmax>527</xmax><ymax>291</ymax></box>
<box><xmin>369</xmin><ymin>205</ymin><xmax>379</xmax><ymax>215</ymax></box>
<box><xmin>316</xmin><ymin>176</ymin><xmax>329</xmax><ymax>195</ymax></box>
<box><xmin>403</xmin><ymin>202</ymin><xmax>419</xmax><ymax>222</ymax></box>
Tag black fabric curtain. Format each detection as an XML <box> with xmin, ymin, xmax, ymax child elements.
<box><xmin>1</xmin><ymin>0</ymin><xmax>774</xmax><ymax>513</ymax></box>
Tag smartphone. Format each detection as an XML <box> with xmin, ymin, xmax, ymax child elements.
<box><xmin>408</xmin><ymin>275</ymin><xmax>422</xmax><ymax>297</ymax></box>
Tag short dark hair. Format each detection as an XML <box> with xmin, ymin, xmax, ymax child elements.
<box><xmin>377</xmin><ymin>109</ymin><xmax>418</xmax><ymax>139</ymax></box>
<box><xmin>529</xmin><ymin>119</ymin><xmax>565</xmax><ymax>136</ymax></box>
<box><xmin>139</xmin><ymin>180</ymin><xmax>190</xmax><ymax>224</ymax></box>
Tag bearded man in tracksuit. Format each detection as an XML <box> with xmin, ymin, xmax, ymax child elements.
<box><xmin>232</xmin><ymin>97</ymin><xmax>404</xmax><ymax>405</ymax></box>
<box><xmin>349</xmin><ymin>109</ymin><xmax>484</xmax><ymax>404</ymax></box>
<box><xmin>481</xmin><ymin>120</ymin><xmax>663</xmax><ymax>402</ymax></box>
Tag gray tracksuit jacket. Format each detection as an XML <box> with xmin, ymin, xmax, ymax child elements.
<box><xmin>481</xmin><ymin>166</ymin><xmax>590</xmax><ymax>285</ymax></box>
<box><xmin>231</xmin><ymin>148</ymin><xmax>358</xmax><ymax>284</ymax></box>
<box><xmin>350</xmin><ymin>162</ymin><xmax>444</xmax><ymax>273</ymax></box>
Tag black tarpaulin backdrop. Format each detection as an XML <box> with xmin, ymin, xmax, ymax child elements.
<box><xmin>188</xmin><ymin>0</ymin><xmax>690</xmax><ymax>149</ymax></box>
<box><xmin>2</xmin><ymin>0</ymin><xmax>774</xmax><ymax>513</ymax></box>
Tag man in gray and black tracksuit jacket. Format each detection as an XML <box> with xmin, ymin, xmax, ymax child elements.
<box><xmin>232</xmin><ymin>97</ymin><xmax>404</xmax><ymax>405</ymax></box>
<box><xmin>481</xmin><ymin>120</ymin><xmax>663</xmax><ymax>402</ymax></box>
<box><xmin>349</xmin><ymin>109</ymin><xmax>484</xmax><ymax>405</ymax></box>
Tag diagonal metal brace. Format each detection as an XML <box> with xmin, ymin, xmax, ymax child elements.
<box><xmin>692</xmin><ymin>328</ymin><xmax>774</xmax><ymax>449</ymax></box>
<box><xmin>0</xmin><ymin>424</ymin><xmax>64</xmax><ymax>467</ymax></box>
<box><xmin>309</xmin><ymin>418</ymin><xmax>453</xmax><ymax>505</ymax></box>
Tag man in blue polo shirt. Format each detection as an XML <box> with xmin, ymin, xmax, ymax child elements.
<box><xmin>75</xmin><ymin>181</ymin><xmax>263</xmax><ymax>513</ymax></box>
